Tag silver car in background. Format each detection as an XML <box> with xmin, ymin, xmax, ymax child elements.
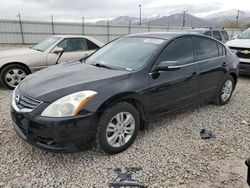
<box><xmin>0</xmin><ymin>35</ymin><xmax>104</xmax><ymax>89</ymax></box>
<box><xmin>186</xmin><ymin>28</ymin><xmax>230</xmax><ymax>44</ymax></box>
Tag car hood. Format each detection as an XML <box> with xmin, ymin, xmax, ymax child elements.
<box><xmin>0</xmin><ymin>48</ymin><xmax>40</xmax><ymax>58</ymax></box>
<box><xmin>226</xmin><ymin>39</ymin><xmax>250</xmax><ymax>48</ymax></box>
<box><xmin>18</xmin><ymin>61</ymin><xmax>130</xmax><ymax>102</ymax></box>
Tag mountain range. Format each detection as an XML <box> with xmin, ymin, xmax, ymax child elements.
<box><xmin>96</xmin><ymin>9</ymin><xmax>250</xmax><ymax>27</ymax></box>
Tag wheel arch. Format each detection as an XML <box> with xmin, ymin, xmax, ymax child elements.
<box><xmin>228</xmin><ymin>72</ymin><xmax>238</xmax><ymax>87</ymax></box>
<box><xmin>0</xmin><ymin>62</ymin><xmax>31</xmax><ymax>75</ymax></box>
<box><xmin>97</xmin><ymin>92</ymin><xmax>148</xmax><ymax>130</ymax></box>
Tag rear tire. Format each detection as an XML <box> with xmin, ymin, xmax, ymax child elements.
<box><xmin>0</xmin><ymin>64</ymin><xmax>29</xmax><ymax>90</ymax></box>
<box><xmin>213</xmin><ymin>75</ymin><xmax>235</xmax><ymax>105</ymax></box>
<box><xmin>96</xmin><ymin>102</ymin><xmax>140</xmax><ymax>154</ymax></box>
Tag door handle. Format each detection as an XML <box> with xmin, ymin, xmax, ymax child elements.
<box><xmin>191</xmin><ymin>72</ymin><xmax>198</xmax><ymax>79</ymax></box>
<box><xmin>222</xmin><ymin>62</ymin><xmax>228</xmax><ymax>67</ymax></box>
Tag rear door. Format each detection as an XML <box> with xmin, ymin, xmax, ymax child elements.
<box><xmin>148</xmin><ymin>36</ymin><xmax>199</xmax><ymax>118</ymax></box>
<box><xmin>194</xmin><ymin>36</ymin><xmax>227</xmax><ymax>99</ymax></box>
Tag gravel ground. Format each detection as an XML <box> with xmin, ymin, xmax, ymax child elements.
<box><xmin>0</xmin><ymin>45</ymin><xmax>250</xmax><ymax>187</ymax></box>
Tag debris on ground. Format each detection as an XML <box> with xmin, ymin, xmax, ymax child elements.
<box><xmin>241</xmin><ymin>120</ymin><xmax>250</xmax><ymax>126</ymax></box>
<box><xmin>110</xmin><ymin>167</ymin><xmax>147</xmax><ymax>188</ymax></box>
<box><xmin>200</xmin><ymin>129</ymin><xmax>216</xmax><ymax>140</ymax></box>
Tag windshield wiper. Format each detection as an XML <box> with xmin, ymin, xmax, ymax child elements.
<box><xmin>92</xmin><ymin>63</ymin><xmax>113</xmax><ymax>69</ymax></box>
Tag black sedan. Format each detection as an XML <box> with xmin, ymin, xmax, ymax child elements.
<box><xmin>11</xmin><ymin>33</ymin><xmax>239</xmax><ymax>154</ymax></box>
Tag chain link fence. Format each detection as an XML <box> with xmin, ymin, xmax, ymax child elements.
<box><xmin>0</xmin><ymin>19</ymin><xmax>245</xmax><ymax>44</ymax></box>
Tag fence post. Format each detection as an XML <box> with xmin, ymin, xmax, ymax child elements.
<box><xmin>128</xmin><ymin>21</ymin><xmax>131</xmax><ymax>34</ymax></box>
<box><xmin>107</xmin><ymin>19</ymin><xmax>110</xmax><ymax>42</ymax></box>
<box><xmin>17</xmin><ymin>13</ymin><xmax>24</xmax><ymax>44</ymax></box>
<box><xmin>82</xmin><ymin>17</ymin><xmax>85</xmax><ymax>35</ymax></box>
<box><xmin>51</xmin><ymin>15</ymin><xmax>55</xmax><ymax>35</ymax></box>
<box><xmin>148</xmin><ymin>22</ymin><xmax>150</xmax><ymax>32</ymax></box>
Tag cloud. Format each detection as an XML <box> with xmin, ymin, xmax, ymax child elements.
<box><xmin>0</xmin><ymin>0</ymin><xmax>249</xmax><ymax>22</ymax></box>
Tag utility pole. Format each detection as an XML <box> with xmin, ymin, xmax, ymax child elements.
<box><xmin>82</xmin><ymin>17</ymin><xmax>85</xmax><ymax>35</ymax></box>
<box><xmin>139</xmin><ymin>4</ymin><xmax>142</xmax><ymax>26</ymax></box>
<box><xmin>182</xmin><ymin>10</ymin><xmax>187</xmax><ymax>28</ymax></box>
<box><xmin>51</xmin><ymin>15</ymin><xmax>55</xmax><ymax>35</ymax></box>
<box><xmin>235</xmin><ymin>10</ymin><xmax>240</xmax><ymax>28</ymax></box>
<box><xmin>107</xmin><ymin>19</ymin><xmax>110</xmax><ymax>42</ymax></box>
<box><xmin>16</xmin><ymin>12</ymin><xmax>24</xmax><ymax>44</ymax></box>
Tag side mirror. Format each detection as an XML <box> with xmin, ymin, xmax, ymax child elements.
<box><xmin>52</xmin><ymin>46</ymin><xmax>64</xmax><ymax>54</ymax></box>
<box><xmin>153</xmin><ymin>61</ymin><xmax>181</xmax><ymax>72</ymax></box>
<box><xmin>233</xmin><ymin>35</ymin><xmax>239</xmax><ymax>40</ymax></box>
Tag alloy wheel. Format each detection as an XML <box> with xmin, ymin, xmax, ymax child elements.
<box><xmin>106</xmin><ymin>112</ymin><xmax>135</xmax><ymax>148</ymax></box>
<box><xmin>4</xmin><ymin>68</ymin><xmax>26</xmax><ymax>88</ymax></box>
<box><xmin>221</xmin><ymin>80</ymin><xmax>233</xmax><ymax>102</ymax></box>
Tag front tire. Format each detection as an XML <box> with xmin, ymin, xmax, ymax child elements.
<box><xmin>0</xmin><ymin>64</ymin><xmax>29</xmax><ymax>90</ymax></box>
<box><xmin>214</xmin><ymin>75</ymin><xmax>235</xmax><ymax>105</ymax></box>
<box><xmin>96</xmin><ymin>102</ymin><xmax>140</xmax><ymax>154</ymax></box>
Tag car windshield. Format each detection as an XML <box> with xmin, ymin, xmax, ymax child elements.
<box><xmin>32</xmin><ymin>36</ymin><xmax>60</xmax><ymax>52</ymax></box>
<box><xmin>85</xmin><ymin>37</ymin><xmax>165</xmax><ymax>70</ymax></box>
<box><xmin>238</xmin><ymin>29</ymin><xmax>250</xmax><ymax>39</ymax></box>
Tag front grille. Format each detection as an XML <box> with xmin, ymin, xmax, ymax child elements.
<box><xmin>16</xmin><ymin>94</ymin><xmax>42</xmax><ymax>110</ymax></box>
<box><xmin>237</xmin><ymin>52</ymin><xmax>250</xmax><ymax>59</ymax></box>
<box><xmin>230</xmin><ymin>47</ymin><xmax>250</xmax><ymax>59</ymax></box>
<box><xmin>14</xmin><ymin>89</ymin><xmax>42</xmax><ymax>111</ymax></box>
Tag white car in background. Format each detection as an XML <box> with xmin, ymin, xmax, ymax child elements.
<box><xmin>0</xmin><ymin>35</ymin><xmax>104</xmax><ymax>89</ymax></box>
<box><xmin>226</xmin><ymin>28</ymin><xmax>250</xmax><ymax>75</ymax></box>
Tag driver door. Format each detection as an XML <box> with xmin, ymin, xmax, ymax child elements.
<box><xmin>147</xmin><ymin>37</ymin><xmax>200</xmax><ymax>118</ymax></box>
<box><xmin>46</xmin><ymin>38</ymin><xmax>88</xmax><ymax>65</ymax></box>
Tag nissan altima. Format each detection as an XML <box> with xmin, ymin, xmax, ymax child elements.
<box><xmin>11</xmin><ymin>32</ymin><xmax>239</xmax><ymax>154</ymax></box>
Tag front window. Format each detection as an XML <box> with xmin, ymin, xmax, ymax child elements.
<box><xmin>239</xmin><ymin>29</ymin><xmax>250</xmax><ymax>39</ymax></box>
<box><xmin>212</xmin><ymin>31</ymin><xmax>222</xmax><ymax>41</ymax></box>
<box><xmin>85</xmin><ymin>37</ymin><xmax>164</xmax><ymax>70</ymax></box>
<box><xmin>57</xmin><ymin>38</ymin><xmax>87</xmax><ymax>52</ymax></box>
<box><xmin>221</xmin><ymin>31</ymin><xmax>229</xmax><ymax>41</ymax></box>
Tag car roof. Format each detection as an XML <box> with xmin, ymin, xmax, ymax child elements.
<box><xmin>126</xmin><ymin>32</ymin><xmax>209</xmax><ymax>40</ymax></box>
<box><xmin>53</xmin><ymin>35</ymin><xmax>104</xmax><ymax>46</ymax></box>
<box><xmin>54</xmin><ymin>35</ymin><xmax>89</xmax><ymax>38</ymax></box>
<box><xmin>187</xmin><ymin>28</ymin><xmax>226</xmax><ymax>32</ymax></box>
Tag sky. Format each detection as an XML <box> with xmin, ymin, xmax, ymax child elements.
<box><xmin>0</xmin><ymin>0</ymin><xmax>250</xmax><ymax>22</ymax></box>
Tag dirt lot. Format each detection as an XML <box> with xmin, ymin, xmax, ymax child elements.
<box><xmin>0</xmin><ymin>45</ymin><xmax>250</xmax><ymax>187</ymax></box>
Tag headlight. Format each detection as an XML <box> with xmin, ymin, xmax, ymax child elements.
<box><xmin>41</xmin><ymin>90</ymin><xmax>97</xmax><ymax>117</ymax></box>
<box><xmin>230</xmin><ymin>48</ymin><xmax>238</xmax><ymax>54</ymax></box>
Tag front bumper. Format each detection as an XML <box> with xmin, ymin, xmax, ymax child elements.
<box><xmin>11</xmin><ymin>107</ymin><xmax>99</xmax><ymax>153</ymax></box>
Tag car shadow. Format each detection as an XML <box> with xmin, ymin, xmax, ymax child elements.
<box><xmin>239</xmin><ymin>75</ymin><xmax>250</xmax><ymax>80</ymax></box>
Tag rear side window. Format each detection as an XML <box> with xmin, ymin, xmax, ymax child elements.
<box><xmin>217</xmin><ymin>43</ymin><xmax>226</xmax><ymax>56</ymax></box>
<box><xmin>204</xmin><ymin>31</ymin><xmax>212</xmax><ymax>37</ymax></box>
<box><xmin>195</xmin><ymin>37</ymin><xmax>219</xmax><ymax>61</ymax></box>
<box><xmin>157</xmin><ymin>37</ymin><xmax>194</xmax><ymax>64</ymax></box>
<box><xmin>221</xmin><ymin>31</ymin><xmax>229</xmax><ymax>41</ymax></box>
<box><xmin>212</xmin><ymin>31</ymin><xmax>222</xmax><ymax>41</ymax></box>
<box><xmin>86</xmin><ymin>39</ymin><xmax>100</xmax><ymax>50</ymax></box>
